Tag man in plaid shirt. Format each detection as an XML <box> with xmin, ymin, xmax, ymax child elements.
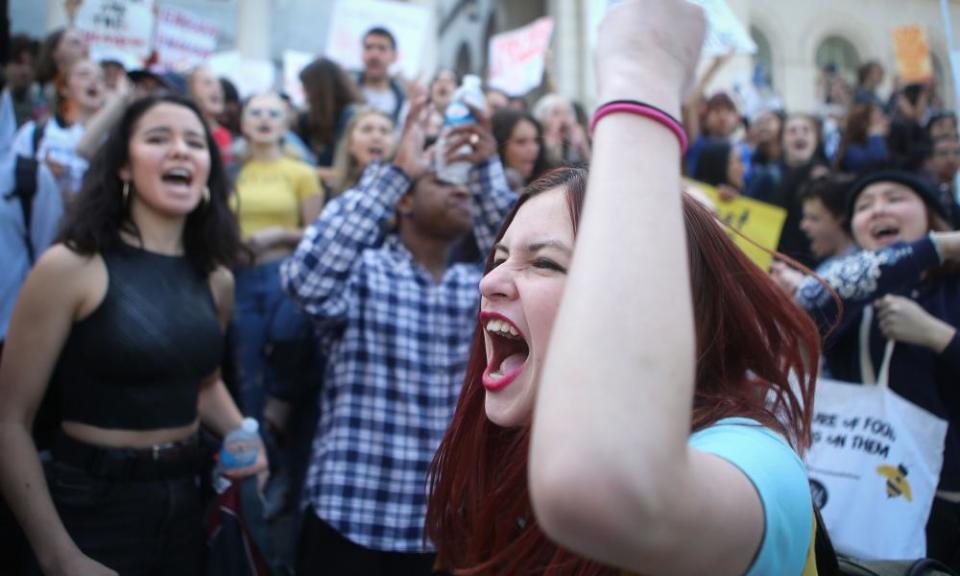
<box><xmin>282</xmin><ymin>97</ymin><xmax>516</xmax><ymax>574</ymax></box>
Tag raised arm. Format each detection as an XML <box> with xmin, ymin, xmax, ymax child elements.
<box><xmin>0</xmin><ymin>247</ymin><xmax>117</xmax><ymax>576</ymax></box>
<box><xmin>443</xmin><ymin>105</ymin><xmax>517</xmax><ymax>255</ymax></box>
<box><xmin>280</xmin><ymin>163</ymin><xmax>409</xmax><ymax>327</ymax></box>
<box><xmin>75</xmin><ymin>81</ymin><xmax>132</xmax><ymax>161</ymax></box>
<box><xmin>682</xmin><ymin>52</ymin><xmax>734</xmax><ymax>143</ymax></box>
<box><xmin>281</xmin><ymin>96</ymin><xmax>430</xmax><ymax>328</ymax></box>
<box><xmin>529</xmin><ymin>3</ymin><xmax>778</xmax><ymax>574</ymax></box>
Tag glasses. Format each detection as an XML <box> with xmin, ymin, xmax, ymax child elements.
<box><xmin>248</xmin><ymin>108</ymin><xmax>284</xmax><ymax>119</ymax></box>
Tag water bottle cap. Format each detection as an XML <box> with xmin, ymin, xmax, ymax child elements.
<box><xmin>462</xmin><ymin>75</ymin><xmax>482</xmax><ymax>90</ymax></box>
<box><xmin>240</xmin><ymin>417</ymin><xmax>259</xmax><ymax>434</ymax></box>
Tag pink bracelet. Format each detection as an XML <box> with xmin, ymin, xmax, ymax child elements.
<box><xmin>590</xmin><ymin>100</ymin><xmax>688</xmax><ymax>154</ymax></box>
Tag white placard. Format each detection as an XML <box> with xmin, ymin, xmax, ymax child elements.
<box><xmin>325</xmin><ymin>0</ymin><xmax>431</xmax><ymax>80</ymax></box>
<box><xmin>685</xmin><ymin>0</ymin><xmax>756</xmax><ymax>57</ymax></box>
<box><xmin>155</xmin><ymin>5</ymin><xmax>219</xmax><ymax>71</ymax></box>
<box><xmin>74</xmin><ymin>0</ymin><xmax>156</xmax><ymax>67</ymax></box>
<box><xmin>487</xmin><ymin>17</ymin><xmax>555</xmax><ymax>97</ymax></box>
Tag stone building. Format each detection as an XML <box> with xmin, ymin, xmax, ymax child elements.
<box><xmin>16</xmin><ymin>0</ymin><xmax>960</xmax><ymax>112</ymax></box>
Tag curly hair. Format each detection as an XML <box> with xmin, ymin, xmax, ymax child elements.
<box><xmin>58</xmin><ymin>94</ymin><xmax>241</xmax><ymax>273</ymax></box>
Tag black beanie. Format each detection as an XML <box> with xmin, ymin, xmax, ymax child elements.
<box><xmin>846</xmin><ymin>170</ymin><xmax>947</xmax><ymax>224</ymax></box>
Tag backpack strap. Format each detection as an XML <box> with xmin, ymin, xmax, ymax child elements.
<box><xmin>8</xmin><ymin>120</ymin><xmax>47</xmax><ymax>263</ymax></box>
<box><xmin>32</xmin><ymin>118</ymin><xmax>46</xmax><ymax>154</ymax></box>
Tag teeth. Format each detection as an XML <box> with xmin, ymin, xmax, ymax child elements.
<box><xmin>485</xmin><ymin>319</ymin><xmax>519</xmax><ymax>337</ymax></box>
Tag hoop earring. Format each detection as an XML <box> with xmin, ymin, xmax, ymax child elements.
<box><xmin>122</xmin><ymin>180</ymin><xmax>130</xmax><ymax>203</ymax></box>
<box><xmin>202</xmin><ymin>186</ymin><xmax>211</xmax><ymax>204</ymax></box>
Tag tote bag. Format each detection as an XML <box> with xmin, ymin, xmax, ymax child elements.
<box><xmin>805</xmin><ymin>310</ymin><xmax>948</xmax><ymax>559</ymax></box>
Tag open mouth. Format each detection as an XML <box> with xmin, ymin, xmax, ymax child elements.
<box><xmin>161</xmin><ymin>167</ymin><xmax>194</xmax><ymax>189</ymax></box>
<box><xmin>368</xmin><ymin>146</ymin><xmax>385</xmax><ymax>160</ymax></box>
<box><xmin>256</xmin><ymin>124</ymin><xmax>273</xmax><ymax>134</ymax></box>
<box><xmin>871</xmin><ymin>224</ymin><xmax>900</xmax><ymax>244</ymax></box>
<box><xmin>481</xmin><ymin>313</ymin><xmax>529</xmax><ymax>391</ymax></box>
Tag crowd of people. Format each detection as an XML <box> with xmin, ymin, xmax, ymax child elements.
<box><xmin>0</xmin><ymin>0</ymin><xmax>958</xmax><ymax>574</ymax></box>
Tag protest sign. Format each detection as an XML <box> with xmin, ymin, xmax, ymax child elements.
<box><xmin>325</xmin><ymin>0</ymin><xmax>431</xmax><ymax>80</ymax></box>
<box><xmin>74</xmin><ymin>0</ymin><xmax>155</xmax><ymax>68</ymax></box>
<box><xmin>684</xmin><ymin>179</ymin><xmax>786</xmax><ymax>271</ymax></box>
<box><xmin>893</xmin><ymin>25</ymin><xmax>934</xmax><ymax>84</ymax></box>
<box><xmin>487</xmin><ymin>17</ymin><xmax>555</xmax><ymax>97</ymax></box>
<box><xmin>806</xmin><ymin>378</ymin><xmax>947</xmax><ymax>559</ymax></box>
<box><xmin>155</xmin><ymin>5</ymin><xmax>219</xmax><ymax>71</ymax></box>
<box><xmin>685</xmin><ymin>0</ymin><xmax>756</xmax><ymax>57</ymax></box>
<box><xmin>283</xmin><ymin>50</ymin><xmax>315</xmax><ymax>109</ymax></box>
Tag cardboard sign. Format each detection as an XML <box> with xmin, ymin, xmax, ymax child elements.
<box><xmin>155</xmin><ymin>5</ymin><xmax>219</xmax><ymax>71</ymax></box>
<box><xmin>685</xmin><ymin>179</ymin><xmax>786</xmax><ymax>271</ymax></box>
<box><xmin>74</xmin><ymin>0</ymin><xmax>155</xmax><ymax>68</ymax></box>
<box><xmin>325</xmin><ymin>0</ymin><xmax>431</xmax><ymax>80</ymax></box>
<box><xmin>807</xmin><ymin>378</ymin><xmax>947</xmax><ymax>559</ymax></box>
<box><xmin>893</xmin><ymin>25</ymin><xmax>934</xmax><ymax>84</ymax></box>
<box><xmin>685</xmin><ymin>0</ymin><xmax>756</xmax><ymax>57</ymax></box>
<box><xmin>487</xmin><ymin>17</ymin><xmax>555</xmax><ymax>97</ymax></box>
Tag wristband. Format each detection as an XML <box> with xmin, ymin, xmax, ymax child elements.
<box><xmin>590</xmin><ymin>100</ymin><xmax>688</xmax><ymax>153</ymax></box>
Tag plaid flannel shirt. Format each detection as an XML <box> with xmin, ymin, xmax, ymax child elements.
<box><xmin>281</xmin><ymin>158</ymin><xmax>516</xmax><ymax>552</ymax></box>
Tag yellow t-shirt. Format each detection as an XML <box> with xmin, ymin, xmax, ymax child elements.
<box><xmin>233</xmin><ymin>157</ymin><xmax>322</xmax><ymax>239</ymax></box>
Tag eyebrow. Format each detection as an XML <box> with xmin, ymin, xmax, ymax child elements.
<box><xmin>141</xmin><ymin>126</ymin><xmax>206</xmax><ymax>138</ymax></box>
<box><xmin>494</xmin><ymin>239</ymin><xmax>573</xmax><ymax>256</ymax></box>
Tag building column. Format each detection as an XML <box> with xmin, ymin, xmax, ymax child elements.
<box><xmin>45</xmin><ymin>0</ymin><xmax>67</xmax><ymax>30</ymax></box>
<box><xmin>236</xmin><ymin>0</ymin><xmax>271</xmax><ymax>60</ymax></box>
<box><xmin>548</xmin><ymin>0</ymin><xmax>584</xmax><ymax>101</ymax></box>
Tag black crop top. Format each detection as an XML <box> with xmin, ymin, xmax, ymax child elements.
<box><xmin>55</xmin><ymin>245</ymin><xmax>223</xmax><ymax>429</ymax></box>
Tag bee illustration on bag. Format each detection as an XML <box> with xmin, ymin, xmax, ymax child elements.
<box><xmin>876</xmin><ymin>463</ymin><xmax>912</xmax><ymax>502</ymax></box>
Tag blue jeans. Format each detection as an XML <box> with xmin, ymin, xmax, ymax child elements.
<box><xmin>230</xmin><ymin>259</ymin><xmax>322</xmax><ymax>574</ymax></box>
<box><xmin>231</xmin><ymin>259</ymin><xmax>317</xmax><ymax>420</ymax></box>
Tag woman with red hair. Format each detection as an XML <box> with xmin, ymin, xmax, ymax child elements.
<box><xmin>427</xmin><ymin>2</ymin><xmax>821</xmax><ymax>574</ymax></box>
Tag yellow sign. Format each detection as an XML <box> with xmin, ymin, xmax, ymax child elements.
<box><xmin>684</xmin><ymin>179</ymin><xmax>787</xmax><ymax>271</ymax></box>
<box><xmin>892</xmin><ymin>25</ymin><xmax>933</xmax><ymax>84</ymax></box>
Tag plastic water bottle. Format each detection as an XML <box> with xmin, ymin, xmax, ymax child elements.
<box><xmin>220</xmin><ymin>417</ymin><xmax>260</xmax><ymax>470</ymax></box>
<box><xmin>436</xmin><ymin>74</ymin><xmax>486</xmax><ymax>185</ymax></box>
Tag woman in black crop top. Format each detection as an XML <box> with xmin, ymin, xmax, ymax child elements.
<box><xmin>0</xmin><ymin>95</ymin><xmax>264</xmax><ymax>576</ymax></box>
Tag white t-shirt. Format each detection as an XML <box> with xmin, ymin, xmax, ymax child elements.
<box><xmin>362</xmin><ymin>86</ymin><xmax>399</xmax><ymax>119</ymax></box>
<box><xmin>13</xmin><ymin>117</ymin><xmax>88</xmax><ymax>197</ymax></box>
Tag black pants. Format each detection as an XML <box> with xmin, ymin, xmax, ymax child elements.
<box><xmin>45</xmin><ymin>459</ymin><xmax>204</xmax><ymax>576</ymax></box>
<box><xmin>296</xmin><ymin>508</ymin><xmax>438</xmax><ymax>576</ymax></box>
<box><xmin>927</xmin><ymin>496</ymin><xmax>960</xmax><ymax>570</ymax></box>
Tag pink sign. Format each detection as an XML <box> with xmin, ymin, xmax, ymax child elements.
<box><xmin>487</xmin><ymin>17</ymin><xmax>555</xmax><ymax>97</ymax></box>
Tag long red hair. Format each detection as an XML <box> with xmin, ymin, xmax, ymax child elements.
<box><xmin>426</xmin><ymin>170</ymin><xmax>820</xmax><ymax>574</ymax></box>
